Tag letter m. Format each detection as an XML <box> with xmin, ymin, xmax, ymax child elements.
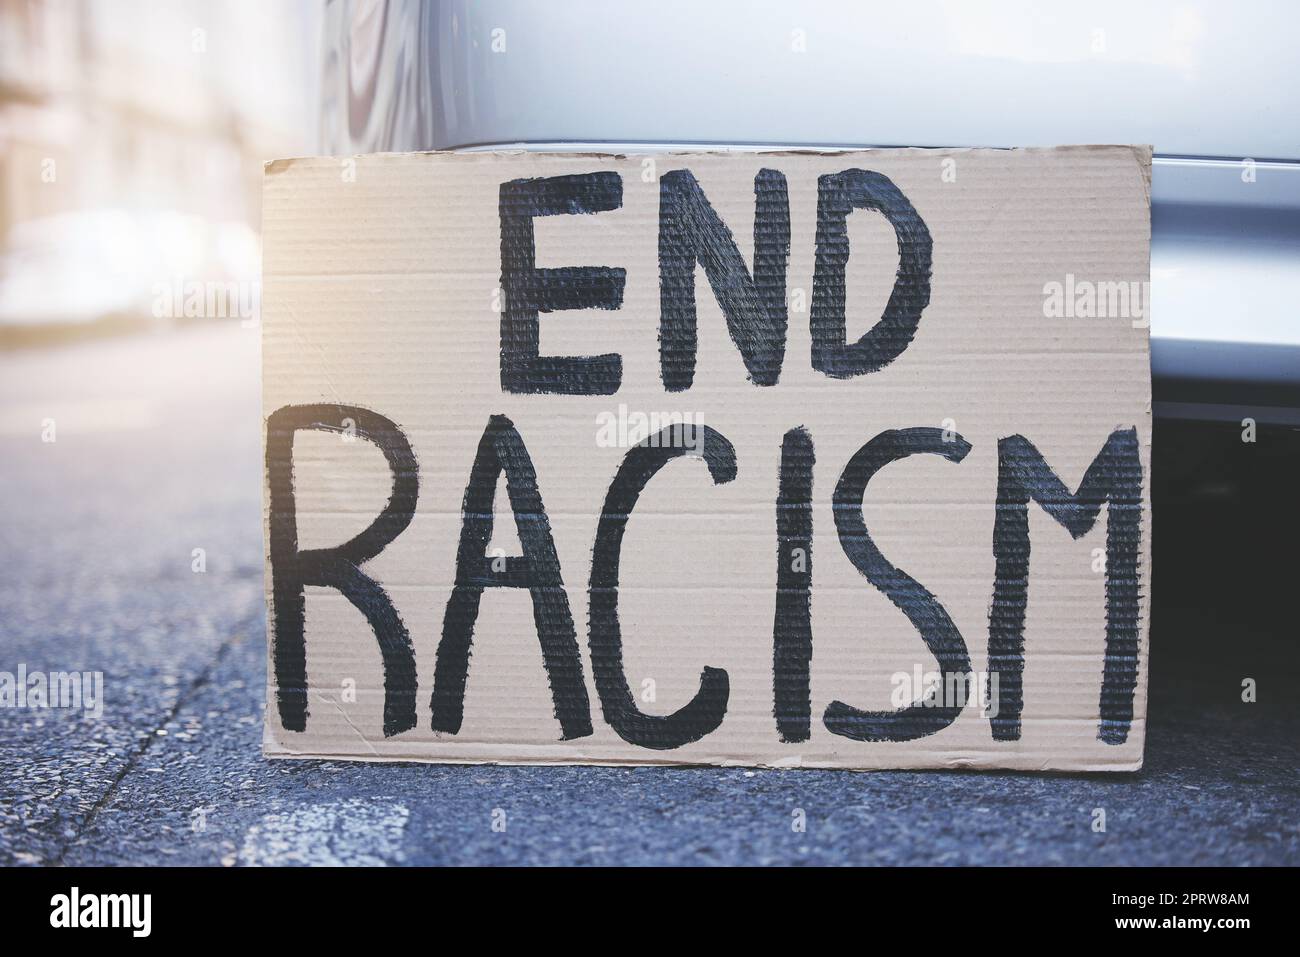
<box><xmin>987</xmin><ymin>428</ymin><xmax>1144</xmax><ymax>744</ymax></box>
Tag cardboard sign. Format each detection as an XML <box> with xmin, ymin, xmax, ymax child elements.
<box><xmin>262</xmin><ymin>146</ymin><xmax>1152</xmax><ymax>771</ymax></box>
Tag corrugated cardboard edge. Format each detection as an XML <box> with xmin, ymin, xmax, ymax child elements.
<box><xmin>260</xmin><ymin>743</ymin><xmax>1144</xmax><ymax>774</ymax></box>
<box><xmin>264</xmin><ymin>143</ymin><xmax>1155</xmax><ymax>170</ymax></box>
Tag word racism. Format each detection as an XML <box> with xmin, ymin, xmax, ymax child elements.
<box><xmin>261</xmin><ymin>153</ymin><xmax>1149</xmax><ymax>764</ymax></box>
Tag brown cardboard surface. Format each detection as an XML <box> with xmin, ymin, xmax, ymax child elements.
<box><xmin>262</xmin><ymin>146</ymin><xmax>1152</xmax><ymax>771</ymax></box>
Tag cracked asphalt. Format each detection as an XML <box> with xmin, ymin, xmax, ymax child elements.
<box><xmin>0</xmin><ymin>323</ymin><xmax>1296</xmax><ymax>866</ymax></box>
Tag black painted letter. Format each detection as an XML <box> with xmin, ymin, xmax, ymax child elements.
<box><xmin>659</xmin><ymin>169</ymin><xmax>790</xmax><ymax>391</ymax></box>
<box><xmin>825</xmin><ymin>428</ymin><xmax>972</xmax><ymax>741</ymax></box>
<box><xmin>773</xmin><ymin>427</ymin><xmax>814</xmax><ymax>742</ymax></box>
<box><xmin>987</xmin><ymin>429</ymin><xmax>1143</xmax><ymax>744</ymax></box>
<box><xmin>266</xmin><ymin>404</ymin><xmax>419</xmax><ymax>737</ymax></box>
<box><xmin>500</xmin><ymin>172</ymin><xmax>626</xmax><ymax>394</ymax></box>
<box><xmin>588</xmin><ymin>424</ymin><xmax>735</xmax><ymax>748</ymax></box>
<box><xmin>431</xmin><ymin>415</ymin><xmax>593</xmax><ymax>739</ymax></box>
<box><xmin>811</xmin><ymin>169</ymin><xmax>932</xmax><ymax>378</ymax></box>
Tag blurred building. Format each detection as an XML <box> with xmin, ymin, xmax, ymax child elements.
<box><xmin>0</xmin><ymin>0</ymin><xmax>319</xmax><ymax>334</ymax></box>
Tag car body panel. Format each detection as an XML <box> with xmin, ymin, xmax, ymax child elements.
<box><xmin>319</xmin><ymin>0</ymin><xmax>1300</xmax><ymax>419</ymax></box>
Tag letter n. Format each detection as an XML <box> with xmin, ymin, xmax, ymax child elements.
<box><xmin>658</xmin><ymin>168</ymin><xmax>790</xmax><ymax>391</ymax></box>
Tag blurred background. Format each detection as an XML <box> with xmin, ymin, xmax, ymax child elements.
<box><xmin>0</xmin><ymin>0</ymin><xmax>318</xmax><ymax>865</ymax></box>
<box><xmin>0</xmin><ymin>0</ymin><xmax>1295</xmax><ymax>867</ymax></box>
<box><xmin>0</xmin><ymin>0</ymin><xmax>317</xmax><ymax>343</ymax></box>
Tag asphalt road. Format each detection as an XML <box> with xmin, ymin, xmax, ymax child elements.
<box><xmin>0</xmin><ymin>323</ymin><xmax>1296</xmax><ymax>866</ymax></box>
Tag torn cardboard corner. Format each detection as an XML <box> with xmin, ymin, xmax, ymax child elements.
<box><xmin>261</xmin><ymin>146</ymin><xmax>1152</xmax><ymax>772</ymax></box>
